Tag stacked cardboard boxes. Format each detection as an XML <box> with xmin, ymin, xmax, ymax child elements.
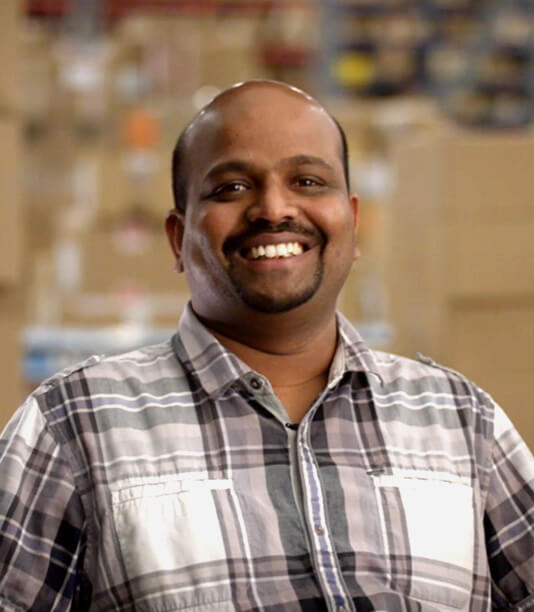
<box><xmin>0</xmin><ymin>0</ymin><xmax>25</xmax><ymax>428</ymax></box>
<box><xmin>330</xmin><ymin>96</ymin><xmax>439</xmax><ymax>347</ymax></box>
<box><xmin>0</xmin><ymin>0</ymin><xmax>22</xmax><ymax>115</ymax></box>
<box><xmin>387</xmin><ymin>129</ymin><xmax>534</xmax><ymax>449</ymax></box>
<box><xmin>19</xmin><ymin>11</ymin><xmax>276</xmax><ymax>339</ymax></box>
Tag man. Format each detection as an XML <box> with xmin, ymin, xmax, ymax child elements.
<box><xmin>0</xmin><ymin>81</ymin><xmax>532</xmax><ymax>611</ymax></box>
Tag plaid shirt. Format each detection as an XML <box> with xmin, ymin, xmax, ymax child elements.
<box><xmin>1</xmin><ymin>304</ymin><xmax>533</xmax><ymax>612</ymax></box>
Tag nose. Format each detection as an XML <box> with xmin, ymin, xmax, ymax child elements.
<box><xmin>245</xmin><ymin>182</ymin><xmax>298</xmax><ymax>225</ymax></box>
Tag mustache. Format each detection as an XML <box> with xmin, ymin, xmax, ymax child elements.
<box><xmin>223</xmin><ymin>220</ymin><xmax>323</xmax><ymax>254</ymax></box>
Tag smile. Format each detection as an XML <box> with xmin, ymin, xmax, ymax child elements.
<box><xmin>245</xmin><ymin>242</ymin><xmax>305</xmax><ymax>260</ymax></box>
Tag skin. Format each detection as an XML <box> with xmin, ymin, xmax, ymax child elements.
<box><xmin>166</xmin><ymin>81</ymin><xmax>359</xmax><ymax>422</ymax></box>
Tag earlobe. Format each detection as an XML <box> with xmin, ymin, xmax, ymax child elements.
<box><xmin>165</xmin><ymin>209</ymin><xmax>185</xmax><ymax>272</ymax></box>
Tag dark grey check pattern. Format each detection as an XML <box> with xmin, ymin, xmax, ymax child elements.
<box><xmin>0</xmin><ymin>304</ymin><xmax>533</xmax><ymax>611</ymax></box>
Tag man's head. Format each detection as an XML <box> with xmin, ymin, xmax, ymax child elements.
<box><xmin>171</xmin><ymin>83</ymin><xmax>351</xmax><ymax>214</ymax></box>
<box><xmin>166</xmin><ymin>80</ymin><xmax>359</xmax><ymax>328</ymax></box>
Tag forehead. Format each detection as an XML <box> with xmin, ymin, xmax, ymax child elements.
<box><xmin>185</xmin><ymin>86</ymin><xmax>342</xmax><ymax>171</ymax></box>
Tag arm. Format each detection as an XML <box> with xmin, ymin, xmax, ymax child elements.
<box><xmin>0</xmin><ymin>396</ymin><xmax>88</xmax><ymax>610</ymax></box>
<box><xmin>484</xmin><ymin>404</ymin><xmax>534</xmax><ymax>610</ymax></box>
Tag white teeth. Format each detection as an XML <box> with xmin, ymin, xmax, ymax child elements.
<box><xmin>246</xmin><ymin>242</ymin><xmax>305</xmax><ymax>260</ymax></box>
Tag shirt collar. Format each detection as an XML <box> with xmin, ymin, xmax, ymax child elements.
<box><xmin>172</xmin><ymin>303</ymin><xmax>383</xmax><ymax>399</ymax></box>
<box><xmin>333</xmin><ymin>312</ymin><xmax>383</xmax><ymax>385</ymax></box>
<box><xmin>172</xmin><ymin>303</ymin><xmax>250</xmax><ymax>399</ymax></box>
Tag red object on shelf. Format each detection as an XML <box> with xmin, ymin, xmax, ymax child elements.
<box><xmin>27</xmin><ymin>0</ymin><xmax>72</xmax><ymax>16</ymax></box>
<box><xmin>108</xmin><ymin>0</ymin><xmax>303</xmax><ymax>19</ymax></box>
<box><xmin>26</xmin><ymin>0</ymin><xmax>312</xmax><ymax>20</ymax></box>
<box><xmin>104</xmin><ymin>0</ymin><xmax>277</xmax><ymax>19</ymax></box>
<box><xmin>261</xmin><ymin>45</ymin><xmax>317</xmax><ymax>68</ymax></box>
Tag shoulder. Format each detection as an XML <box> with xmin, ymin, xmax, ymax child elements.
<box><xmin>37</xmin><ymin>337</ymin><xmax>180</xmax><ymax>385</ymax></box>
<box><xmin>371</xmin><ymin>349</ymin><xmax>496</xmax><ymax>433</ymax></box>
<box><xmin>373</xmin><ymin>349</ymin><xmax>487</xmax><ymax>395</ymax></box>
<box><xmin>31</xmin><ymin>338</ymin><xmax>191</xmax><ymax>423</ymax></box>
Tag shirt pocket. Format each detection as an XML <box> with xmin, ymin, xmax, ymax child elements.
<box><xmin>111</xmin><ymin>475</ymin><xmax>235</xmax><ymax>610</ymax></box>
<box><xmin>370</xmin><ymin>469</ymin><xmax>474</xmax><ymax>609</ymax></box>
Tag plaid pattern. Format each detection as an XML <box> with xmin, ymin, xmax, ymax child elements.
<box><xmin>1</xmin><ymin>303</ymin><xmax>533</xmax><ymax>611</ymax></box>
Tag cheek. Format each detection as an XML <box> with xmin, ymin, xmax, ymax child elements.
<box><xmin>188</xmin><ymin>209</ymin><xmax>219</xmax><ymax>246</ymax></box>
<box><xmin>183</xmin><ymin>208</ymin><xmax>236</xmax><ymax>267</ymax></box>
<box><xmin>316</xmin><ymin>204</ymin><xmax>356</xmax><ymax>247</ymax></box>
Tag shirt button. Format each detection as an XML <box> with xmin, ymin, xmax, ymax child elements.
<box><xmin>250</xmin><ymin>377</ymin><xmax>262</xmax><ymax>390</ymax></box>
<box><xmin>314</xmin><ymin>524</ymin><xmax>324</xmax><ymax>536</ymax></box>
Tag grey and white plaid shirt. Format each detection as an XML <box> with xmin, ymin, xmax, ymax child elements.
<box><xmin>1</xmin><ymin>303</ymin><xmax>533</xmax><ymax>611</ymax></box>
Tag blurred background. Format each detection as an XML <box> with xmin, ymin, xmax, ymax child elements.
<box><xmin>1</xmin><ymin>0</ymin><xmax>533</xmax><ymax>448</ymax></box>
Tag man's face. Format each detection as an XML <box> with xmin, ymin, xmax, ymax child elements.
<box><xmin>167</xmin><ymin>84</ymin><xmax>359</xmax><ymax>323</ymax></box>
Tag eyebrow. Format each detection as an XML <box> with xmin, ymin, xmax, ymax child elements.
<box><xmin>204</xmin><ymin>155</ymin><xmax>335</xmax><ymax>183</ymax></box>
<box><xmin>278</xmin><ymin>155</ymin><xmax>335</xmax><ymax>172</ymax></box>
<box><xmin>204</xmin><ymin>160</ymin><xmax>253</xmax><ymax>182</ymax></box>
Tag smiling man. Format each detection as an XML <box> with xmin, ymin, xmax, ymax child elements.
<box><xmin>0</xmin><ymin>81</ymin><xmax>533</xmax><ymax>612</ymax></box>
<box><xmin>166</xmin><ymin>82</ymin><xmax>359</xmax><ymax>424</ymax></box>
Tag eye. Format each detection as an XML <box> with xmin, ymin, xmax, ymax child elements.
<box><xmin>212</xmin><ymin>181</ymin><xmax>249</xmax><ymax>199</ymax></box>
<box><xmin>294</xmin><ymin>176</ymin><xmax>325</xmax><ymax>188</ymax></box>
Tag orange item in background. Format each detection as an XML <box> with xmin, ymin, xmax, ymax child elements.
<box><xmin>122</xmin><ymin>108</ymin><xmax>159</xmax><ymax>149</ymax></box>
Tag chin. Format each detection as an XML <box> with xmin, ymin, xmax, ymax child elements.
<box><xmin>237</xmin><ymin>279</ymin><xmax>322</xmax><ymax>315</ymax></box>
<box><xmin>230</xmin><ymin>265</ymin><xmax>322</xmax><ymax>314</ymax></box>
<box><xmin>238</xmin><ymin>290</ymin><xmax>315</xmax><ymax>314</ymax></box>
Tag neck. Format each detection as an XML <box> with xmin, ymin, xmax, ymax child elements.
<box><xmin>197</xmin><ymin>307</ymin><xmax>338</xmax><ymax>387</ymax></box>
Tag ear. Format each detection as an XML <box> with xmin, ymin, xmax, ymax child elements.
<box><xmin>165</xmin><ymin>209</ymin><xmax>185</xmax><ymax>273</ymax></box>
<box><xmin>350</xmin><ymin>194</ymin><xmax>361</xmax><ymax>262</ymax></box>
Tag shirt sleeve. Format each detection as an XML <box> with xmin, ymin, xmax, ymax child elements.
<box><xmin>0</xmin><ymin>395</ymin><xmax>88</xmax><ymax>610</ymax></box>
<box><xmin>484</xmin><ymin>403</ymin><xmax>534</xmax><ymax>610</ymax></box>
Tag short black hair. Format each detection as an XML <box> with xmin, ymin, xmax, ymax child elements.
<box><xmin>171</xmin><ymin>113</ymin><xmax>350</xmax><ymax>213</ymax></box>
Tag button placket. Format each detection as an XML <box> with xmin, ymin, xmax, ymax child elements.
<box><xmin>296</xmin><ymin>425</ymin><xmax>354</xmax><ymax>612</ymax></box>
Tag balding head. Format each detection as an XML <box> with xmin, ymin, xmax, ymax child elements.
<box><xmin>172</xmin><ymin>81</ymin><xmax>350</xmax><ymax>213</ymax></box>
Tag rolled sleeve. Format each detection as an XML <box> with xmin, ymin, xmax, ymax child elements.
<box><xmin>0</xmin><ymin>396</ymin><xmax>87</xmax><ymax>610</ymax></box>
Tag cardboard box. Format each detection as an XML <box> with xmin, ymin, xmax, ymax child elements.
<box><xmin>0</xmin><ymin>0</ymin><xmax>22</xmax><ymax>113</ymax></box>
<box><xmin>445</xmin><ymin>131</ymin><xmax>534</xmax><ymax>224</ymax></box>
<box><xmin>387</xmin><ymin>128</ymin><xmax>534</xmax><ymax>357</ymax></box>
<box><xmin>0</xmin><ymin>289</ymin><xmax>26</xmax><ymax>430</ymax></box>
<box><xmin>443</xmin><ymin>130</ymin><xmax>534</xmax><ymax>298</ymax></box>
<box><xmin>60</xmin><ymin>290</ymin><xmax>188</xmax><ymax>328</ymax></box>
<box><xmin>448</xmin><ymin>301</ymin><xmax>534</xmax><ymax>450</ymax></box>
<box><xmin>25</xmin><ymin>229</ymin><xmax>189</xmax><ymax>328</ymax></box>
<box><xmin>23</xmin><ymin>133</ymin><xmax>76</xmax><ymax>253</ymax></box>
<box><xmin>202</xmin><ymin>17</ymin><xmax>268</xmax><ymax>89</ymax></box>
<box><xmin>75</xmin><ymin>146</ymin><xmax>173</xmax><ymax>222</ymax></box>
<box><xmin>21</xmin><ymin>25</ymin><xmax>55</xmax><ymax>122</ymax></box>
<box><xmin>0</xmin><ymin>119</ymin><xmax>23</xmax><ymax>286</ymax></box>
<box><xmin>386</xmin><ymin>133</ymin><xmax>447</xmax><ymax>360</ymax></box>
<box><xmin>386</xmin><ymin>128</ymin><xmax>534</xmax><ymax>451</ymax></box>
<box><xmin>452</xmin><ymin>220</ymin><xmax>534</xmax><ymax>297</ymax></box>
<box><xmin>78</xmin><ymin>228</ymin><xmax>177</xmax><ymax>294</ymax></box>
<box><xmin>395</xmin><ymin>129</ymin><xmax>534</xmax><ymax>298</ymax></box>
<box><xmin>59</xmin><ymin>223</ymin><xmax>189</xmax><ymax>327</ymax></box>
